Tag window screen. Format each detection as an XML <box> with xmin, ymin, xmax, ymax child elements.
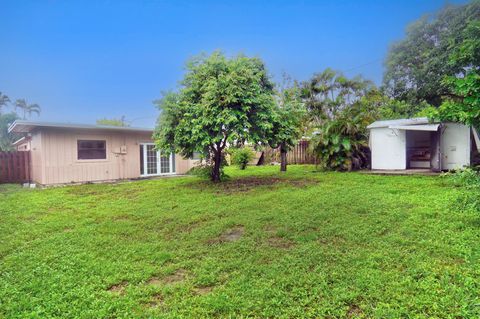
<box><xmin>77</xmin><ymin>140</ymin><xmax>106</xmax><ymax>160</ymax></box>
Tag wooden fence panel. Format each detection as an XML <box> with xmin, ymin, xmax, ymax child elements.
<box><xmin>0</xmin><ymin>151</ymin><xmax>31</xmax><ymax>183</ymax></box>
<box><xmin>262</xmin><ymin>140</ymin><xmax>316</xmax><ymax>165</ymax></box>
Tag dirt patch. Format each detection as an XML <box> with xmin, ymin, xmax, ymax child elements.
<box><xmin>193</xmin><ymin>286</ymin><xmax>214</xmax><ymax>295</ymax></box>
<box><xmin>267</xmin><ymin>236</ymin><xmax>295</xmax><ymax>249</ymax></box>
<box><xmin>188</xmin><ymin>176</ymin><xmax>316</xmax><ymax>194</ymax></box>
<box><xmin>146</xmin><ymin>277</ymin><xmax>162</xmax><ymax>286</ymax></box>
<box><xmin>107</xmin><ymin>281</ymin><xmax>128</xmax><ymax>294</ymax></box>
<box><xmin>346</xmin><ymin>304</ymin><xmax>363</xmax><ymax>318</ymax></box>
<box><xmin>163</xmin><ymin>269</ymin><xmax>187</xmax><ymax>284</ymax></box>
<box><xmin>146</xmin><ymin>269</ymin><xmax>187</xmax><ymax>287</ymax></box>
<box><xmin>218</xmin><ymin>226</ymin><xmax>244</xmax><ymax>242</ymax></box>
<box><xmin>63</xmin><ymin>227</ymin><xmax>73</xmax><ymax>233</ymax></box>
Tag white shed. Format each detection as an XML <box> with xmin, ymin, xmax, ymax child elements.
<box><xmin>367</xmin><ymin>117</ymin><xmax>480</xmax><ymax>171</ymax></box>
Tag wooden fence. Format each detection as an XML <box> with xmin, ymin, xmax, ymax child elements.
<box><xmin>263</xmin><ymin>140</ymin><xmax>316</xmax><ymax>165</ymax></box>
<box><xmin>0</xmin><ymin>151</ymin><xmax>31</xmax><ymax>183</ymax></box>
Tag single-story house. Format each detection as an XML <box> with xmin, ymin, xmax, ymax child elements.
<box><xmin>8</xmin><ymin>120</ymin><xmax>199</xmax><ymax>186</ymax></box>
<box><xmin>367</xmin><ymin>117</ymin><xmax>480</xmax><ymax>171</ymax></box>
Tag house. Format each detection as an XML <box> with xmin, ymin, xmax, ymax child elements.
<box><xmin>367</xmin><ymin>117</ymin><xmax>480</xmax><ymax>171</ymax></box>
<box><xmin>8</xmin><ymin>120</ymin><xmax>199</xmax><ymax>185</ymax></box>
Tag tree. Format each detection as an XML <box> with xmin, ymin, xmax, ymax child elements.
<box><xmin>268</xmin><ymin>82</ymin><xmax>306</xmax><ymax>171</ymax></box>
<box><xmin>383</xmin><ymin>1</ymin><xmax>480</xmax><ymax>106</ymax></box>
<box><xmin>426</xmin><ymin>20</ymin><xmax>480</xmax><ymax>128</ymax></box>
<box><xmin>0</xmin><ymin>92</ymin><xmax>10</xmax><ymax>115</ymax></box>
<box><xmin>15</xmin><ymin>99</ymin><xmax>41</xmax><ymax>119</ymax></box>
<box><xmin>0</xmin><ymin>112</ymin><xmax>20</xmax><ymax>151</ymax></box>
<box><xmin>96</xmin><ymin>116</ymin><xmax>129</xmax><ymax>127</ymax></box>
<box><xmin>301</xmin><ymin>70</ymin><xmax>379</xmax><ymax>170</ymax></box>
<box><xmin>301</xmin><ymin>68</ymin><xmax>375</xmax><ymax>125</ymax></box>
<box><xmin>154</xmin><ymin>52</ymin><xmax>276</xmax><ymax>182</ymax></box>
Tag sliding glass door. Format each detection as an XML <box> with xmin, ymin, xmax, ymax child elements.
<box><xmin>140</xmin><ymin>143</ymin><xmax>175</xmax><ymax>176</ymax></box>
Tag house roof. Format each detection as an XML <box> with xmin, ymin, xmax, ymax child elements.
<box><xmin>8</xmin><ymin>120</ymin><xmax>154</xmax><ymax>134</ymax></box>
<box><xmin>367</xmin><ymin>117</ymin><xmax>435</xmax><ymax>129</ymax></box>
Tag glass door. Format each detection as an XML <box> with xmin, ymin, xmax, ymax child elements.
<box><xmin>140</xmin><ymin>143</ymin><xmax>175</xmax><ymax>176</ymax></box>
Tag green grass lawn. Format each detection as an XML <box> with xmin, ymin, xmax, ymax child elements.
<box><xmin>1</xmin><ymin>165</ymin><xmax>479</xmax><ymax>318</ymax></box>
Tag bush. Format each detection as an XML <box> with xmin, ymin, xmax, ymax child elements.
<box><xmin>442</xmin><ymin>167</ymin><xmax>480</xmax><ymax>188</ymax></box>
<box><xmin>310</xmin><ymin>114</ymin><xmax>371</xmax><ymax>171</ymax></box>
<box><xmin>230</xmin><ymin>147</ymin><xmax>255</xmax><ymax>170</ymax></box>
<box><xmin>443</xmin><ymin>168</ymin><xmax>480</xmax><ymax>212</ymax></box>
<box><xmin>187</xmin><ymin>164</ymin><xmax>228</xmax><ymax>180</ymax></box>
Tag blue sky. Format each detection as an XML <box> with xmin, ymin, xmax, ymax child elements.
<box><xmin>0</xmin><ymin>0</ymin><xmax>466</xmax><ymax>127</ymax></box>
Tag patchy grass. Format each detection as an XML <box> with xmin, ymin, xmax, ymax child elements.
<box><xmin>0</xmin><ymin>165</ymin><xmax>479</xmax><ymax>318</ymax></box>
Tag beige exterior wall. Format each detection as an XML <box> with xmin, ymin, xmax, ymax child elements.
<box><xmin>30</xmin><ymin>133</ymin><xmax>43</xmax><ymax>184</ymax></box>
<box><xmin>25</xmin><ymin>127</ymin><xmax>196</xmax><ymax>185</ymax></box>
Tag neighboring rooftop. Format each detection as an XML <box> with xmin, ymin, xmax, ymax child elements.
<box><xmin>8</xmin><ymin>120</ymin><xmax>154</xmax><ymax>134</ymax></box>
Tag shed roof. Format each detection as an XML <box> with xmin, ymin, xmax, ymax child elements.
<box><xmin>367</xmin><ymin>117</ymin><xmax>435</xmax><ymax>129</ymax></box>
<box><xmin>8</xmin><ymin>120</ymin><xmax>154</xmax><ymax>134</ymax></box>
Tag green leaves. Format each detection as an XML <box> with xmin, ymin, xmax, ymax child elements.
<box><xmin>427</xmin><ymin>70</ymin><xmax>480</xmax><ymax>128</ymax></box>
<box><xmin>383</xmin><ymin>1</ymin><xmax>480</xmax><ymax>106</ymax></box>
<box><xmin>154</xmin><ymin>52</ymin><xmax>276</xmax><ymax>181</ymax></box>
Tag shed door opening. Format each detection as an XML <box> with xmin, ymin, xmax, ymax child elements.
<box><xmin>140</xmin><ymin>143</ymin><xmax>175</xmax><ymax>176</ymax></box>
<box><xmin>406</xmin><ymin>130</ymin><xmax>432</xmax><ymax>169</ymax></box>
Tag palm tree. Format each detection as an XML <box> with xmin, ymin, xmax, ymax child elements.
<box><xmin>15</xmin><ymin>99</ymin><xmax>41</xmax><ymax>119</ymax></box>
<box><xmin>0</xmin><ymin>92</ymin><xmax>10</xmax><ymax>115</ymax></box>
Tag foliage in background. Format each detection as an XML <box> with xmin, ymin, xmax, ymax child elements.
<box><xmin>302</xmin><ymin>70</ymin><xmax>379</xmax><ymax>170</ymax></box>
<box><xmin>383</xmin><ymin>1</ymin><xmax>480</xmax><ymax>107</ymax></box>
<box><xmin>230</xmin><ymin>147</ymin><xmax>255</xmax><ymax>170</ymax></box>
<box><xmin>14</xmin><ymin>99</ymin><xmax>41</xmax><ymax>120</ymax></box>
<box><xmin>425</xmin><ymin>19</ymin><xmax>480</xmax><ymax>128</ymax></box>
<box><xmin>154</xmin><ymin>52</ymin><xmax>277</xmax><ymax>182</ymax></box>
<box><xmin>96</xmin><ymin>116</ymin><xmax>129</xmax><ymax>127</ymax></box>
<box><xmin>187</xmin><ymin>162</ymin><xmax>228</xmax><ymax>180</ymax></box>
<box><xmin>0</xmin><ymin>92</ymin><xmax>11</xmax><ymax>115</ymax></box>
<box><xmin>301</xmin><ymin>68</ymin><xmax>375</xmax><ymax>126</ymax></box>
<box><xmin>0</xmin><ymin>112</ymin><xmax>20</xmax><ymax>151</ymax></box>
<box><xmin>0</xmin><ymin>92</ymin><xmax>41</xmax><ymax>151</ymax></box>
<box><xmin>268</xmin><ymin>78</ymin><xmax>306</xmax><ymax>171</ymax></box>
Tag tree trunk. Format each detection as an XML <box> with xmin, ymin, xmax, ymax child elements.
<box><xmin>280</xmin><ymin>143</ymin><xmax>287</xmax><ymax>172</ymax></box>
<box><xmin>211</xmin><ymin>150</ymin><xmax>222</xmax><ymax>182</ymax></box>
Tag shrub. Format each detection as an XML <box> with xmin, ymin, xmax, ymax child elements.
<box><xmin>443</xmin><ymin>168</ymin><xmax>480</xmax><ymax>212</ymax></box>
<box><xmin>310</xmin><ymin>112</ymin><xmax>371</xmax><ymax>171</ymax></box>
<box><xmin>442</xmin><ymin>167</ymin><xmax>480</xmax><ymax>188</ymax></box>
<box><xmin>187</xmin><ymin>164</ymin><xmax>227</xmax><ymax>180</ymax></box>
<box><xmin>230</xmin><ymin>147</ymin><xmax>255</xmax><ymax>170</ymax></box>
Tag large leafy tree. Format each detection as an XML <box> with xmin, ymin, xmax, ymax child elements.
<box><xmin>383</xmin><ymin>1</ymin><xmax>480</xmax><ymax>106</ymax></box>
<box><xmin>426</xmin><ymin>20</ymin><xmax>480</xmax><ymax>128</ymax></box>
<box><xmin>154</xmin><ymin>52</ymin><xmax>276</xmax><ymax>182</ymax></box>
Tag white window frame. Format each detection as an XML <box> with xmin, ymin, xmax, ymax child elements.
<box><xmin>140</xmin><ymin>143</ymin><xmax>176</xmax><ymax>177</ymax></box>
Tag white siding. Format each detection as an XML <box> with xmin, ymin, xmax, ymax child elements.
<box><xmin>370</xmin><ymin>128</ymin><xmax>406</xmax><ymax>170</ymax></box>
<box><xmin>441</xmin><ymin>123</ymin><xmax>471</xmax><ymax>170</ymax></box>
